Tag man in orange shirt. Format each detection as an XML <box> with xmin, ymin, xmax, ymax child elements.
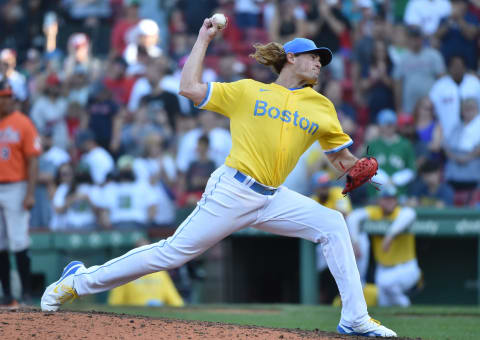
<box><xmin>0</xmin><ymin>81</ymin><xmax>41</xmax><ymax>306</ymax></box>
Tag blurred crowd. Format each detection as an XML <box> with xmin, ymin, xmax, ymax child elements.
<box><xmin>1</xmin><ymin>0</ymin><xmax>480</xmax><ymax>232</ymax></box>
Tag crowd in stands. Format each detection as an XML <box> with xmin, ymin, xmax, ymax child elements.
<box><xmin>2</xmin><ymin>0</ymin><xmax>480</xmax><ymax>233</ymax></box>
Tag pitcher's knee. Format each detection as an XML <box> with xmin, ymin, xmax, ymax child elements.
<box><xmin>156</xmin><ymin>243</ymin><xmax>199</xmax><ymax>270</ymax></box>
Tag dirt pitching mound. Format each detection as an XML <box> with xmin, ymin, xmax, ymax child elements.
<box><xmin>0</xmin><ymin>308</ymin><xmax>412</xmax><ymax>340</ymax></box>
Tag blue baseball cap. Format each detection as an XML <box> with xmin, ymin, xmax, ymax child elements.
<box><xmin>283</xmin><ymin>38</ymin><xmax>332</xmax><ymax>67</ymax></box>
<box><xmin>377</xmin><ymin>109</ymin><xmax>397</xmax><ymax>126</ymax></box>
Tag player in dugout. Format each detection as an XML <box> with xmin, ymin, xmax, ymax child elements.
<box><xmin>347</xmin><ymin>185</ymin><xmax>422</xmax><ymax>307</ymax></box>
<box><xmin>42</xmin><ymin>14</ymin><xmax>396</xmax><ymax>337</ymax></box>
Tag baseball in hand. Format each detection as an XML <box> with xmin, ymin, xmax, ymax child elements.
<box><xmin>211</xmin><ymin>13</ymin><xmax>227</xmax><ymax>30</ymax></box>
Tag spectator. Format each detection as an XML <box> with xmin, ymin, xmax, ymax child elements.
<box><xmin>110</xmin><ymin>0</ymin><xmax>141</xmax><ymax>56</ymax></box>
<box><xmin>216</xmin><ymin>55</ymin><xmax>246</xmax><ymax>83</ymax></box>
<box><xmin>0</xmin><ymin>49</ymin><xmax>27</xmax><ymax>101</ymax></box>
<box><xmin>182</xmin><ymin>135</ymin><xmax>217</xmax><ymax>206</ymax></box>
<box><xmin>99</xmin><ymin>155</ymin><xmax>157</xmax><ymax>229</ymax></box>
<box><xmin>42</xmin><ymin>11</ymin><xmax>63</xmax><ymax>63</ymax></box>
<box><xmin>429</xmin><ymin>55</ymin><xmax>480</xmax><ymax>140</ymax></box>
<box><xmin>133</xmin><ymin>133</ymin><xmax>177</xmax><ymax>227</ymax></box>
<box><xmin>305</xmin><ymin>0</ymin><xmax>351</xmax><ymax>79</ymax></box>
<box><xmin>63</xmin><ymin>33</ymin><xmax>103</xmax><ymax>82</ymax></box>
<box><xmin>407</xmin><ymin>160</ymin><xmax>454</xmax><ymax>207</ymax></box>
<box><xmin>234</xmin><ymin>0</ymin><xmax>262</xmax><ymax>29</ymax></box>
<box><xmin>128</xmin><ymin>57</ymin><xmax>170</xmax><ymax>113</ymax></box>
<box><xmin>347</xmin><ymin>185</ymin><xmax>421</xmax><ymax>307</ymax></box>
<box><xmin>361</xmin><ymin>39</ymin><xmax>395</xmax><ymax>122</ymax></box>
<box><xmin>387</xmin><ymin>24</ymin><xmax>408</xmax><ymax>69</ymax></box>
<box><xmin>39</xmin><ymin>127</ymin><xmax>71</xmax><ymax>170</ymax></box>
<box><xmin>124</xmin><ymin>19</ymin><xmax>162</xmax><ymax>75</ymax></box>
<box><xmin>30</xmin><ymin>74</ymin><xmax>69</xmax><ymax>149</ymax></box>
<box><xmin>393</xmin><ymin>25</ymin><xmax>445</xmax><ymax>115</ymax></box>
<box><xmin>76</xmin><ymin>129</ymin><xmax>114</xmax><ymax>185</ymax></box>
<box><xmin>50</xmin><ymin>164</ymin><xmax>103</xmax><ymax>231</ymax></box>
<box><xmin>86</xmin><ymin>83</ymin><xmax>119</xmax><ymax>151</ymax></box>
<box><xmin>268</xmin><ymin>0</ymin><xmax>307</xmax><ymax>45</ymax></box>
<box><xmin>66</xmin><ymin>68</ymin><xmax>90</xmax><ymax>106</ymax></box>
<box><xmin>62</xmin><ymin>0</ymin><xmax>112</xmax><ymax>55</ymax></box>
<box><xmin>0</xmin><ymin>81</ymin><xmax>41</xmax><ymax>306</ymax></box>
<box><xmin>140</xmin><ymin>75</ymin><xmax>182</xmax><ymax>133</ymax></box>
<box><xmin>444</xmin><ymin>97</ymin><xmax>480</xmax><ymax>191</ymax></box>
<box><xmin>103</xmin><ymin>57</ymin><xmax>136</xmax><ymax>106</ymax></box>
<box><xmin>118</xmin><ymin>101</ymin><xmax>164</xmax><ymax>156</ymax></box>
<box><xmin>30</xmin><ymin>131</ymin><xmax>57</xmax><ymax>229</ymax></box>
<box><xmin>404</xmin><ymin>0</ymin><xmax>451</xmax><ymax>38</ymax></box>
<box><xmin>436</xmin><ymin>0</ymin><xmax>479</xmax><ymax>71</ymax></box>
<box><xmin>370</xmin><ymin>109</ymin><xmax>416</xmax><ymax>199</ymax></box>
<box><xmin>176</xmin><ymin>110</ymin><xmax>232</xmax><ymax>173</ymax></box>
<box><xmin>412</xmin><ymin>97</ymin><xmax>443</xmax><ymax>163</ymax></box>
<box><xmin>351</xmin><ymin>14</ymin><xmax>389</xmax><ymax>106</ymax></box>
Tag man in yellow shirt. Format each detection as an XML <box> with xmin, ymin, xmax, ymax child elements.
<box><xmin>108</xmin><ymin>271</ymin><xmax>184</xmax><ymax>307</ymax></box>
<box><xmin>347</xmin><ymin>185</ymin><xmax>421</xmax><ymax>307</ymax></box>
<box><xmin>42</xmin><ymin>15</ymin><xmax>396</xmax><ymax>338</ymax></box>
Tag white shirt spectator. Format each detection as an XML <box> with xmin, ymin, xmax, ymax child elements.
<box><xmin>124</xmin><ymin>43</ymin><xmax>162</xmax><ymax>75</ymax></box>
<box><xmin>99</xmin><ymin>181</ymin><xmax>157</xmax><ymax>224</ymax></box>
<box><xmin>176</xmin><ymin>127</ymin><xmax>232</xmax><ymax>173</ymax></box>
<box><xmin>50</xmin><ymin>183</ymin><xmax>101</xmax><ymax>230</ymax></box>
<box><xmin>404</xmin><ymin>0</ymin><xmax>451</xmax><ymax>36</ymax></box>
<box><xmin>127</xmin><ymin>77</ymin><xmax>152</xmax><ymax>112</ymax></box>
<box><xmin>133</xmin><ymin>156</ymin><xmax>177</xmax><ymax>226</ymax></box>
<box><xmin>42</xmin><ymin>146</ymin><xmax>71</xmax><ymax>170</ymax></box>
<box><xmin>30</xmin><ymin>96</ymin><xmax>69</xmax><ymax>149</ymax></box>
<box><xmin>429</xmin><ymin>74</ymin><xmax>480</xmax><ymax>139</ymax></box>
<box><xmin>0</xmin><ymin>71</ymin><xmax>27</xmax><ymax>101</ymax></box>
<box><xmin>133</xmin><ymin>156</ymin><xmax>177</xmax><ymax>184</ymax></box>
<box><xmin>81</xmin><ymin>146</ymin><xmax>114</xmax><ymax>185</ymax></box>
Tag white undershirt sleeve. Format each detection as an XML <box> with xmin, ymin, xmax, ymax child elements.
<box><xmin>387</xmin><ymin>207</ymin><xmax>416</xmax><ymax>238</ymax></box>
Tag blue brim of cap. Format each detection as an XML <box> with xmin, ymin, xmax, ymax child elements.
<box><xmin>297</xmin><ymin>47</ymin><xmax>333</xmax><ymax>67</ymax></box>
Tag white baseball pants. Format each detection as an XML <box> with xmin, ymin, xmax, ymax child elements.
<box><xmin>375</xmin><ymin>259</ymin><xmax>421</xmax><ymax>307</ymax></box>
<box><xmin>0</xmin><ymin>181</ymin><xmax>30</xmax><ymax>252</ymax></box>
<box><xmin>73</xmin><ymin>165</ymin><xmax>369</xmax><ymax>326</ymax></box>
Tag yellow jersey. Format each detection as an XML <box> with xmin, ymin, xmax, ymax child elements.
<box><xmin>197</xmin><ymin>80</ymin><xmax>352</xmax><ymax>187</ymax></box>
<box><xmin>108</xmin><ymin>271</ymin><xmax>184</xmax><ymax>307</ymax></box>
<box><xmin>311</xmin><ymin>187</ymin><xmax>352</xmax><ymax>214</ymax></box>
<box><xmin>365</xmin><ymin>206</ymin><xmax>416</xmax><ymax>267</ymax></box>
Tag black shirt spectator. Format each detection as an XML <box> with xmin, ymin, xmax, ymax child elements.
<box><xmin>140</xmin><ymin>90</ymin><xmax>181</xmax><ymax>132</ymax></box>
<box><xmin>87</xmin><ymin>84</ymin><xmax>119</xmax><ymax>151</ymax></box>
<box><xmin>408</xmin><ymin>160</ymin><xmax>454</xmax><ymax>207</ymax></box>
<box><xmin>306</xmin><ymin>0</ymin><xmax>350</xmax><ymax>54</ymax></box>
<box><xmin>436</xmin><ymin>0</ymin><xmax>479</xmax><ymax>70</ymax></box>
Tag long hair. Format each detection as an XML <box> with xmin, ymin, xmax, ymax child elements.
<box><xmin>249</xmin><ymin>42</ymin><xmax>287</xmax><ymax>74</ymax></box>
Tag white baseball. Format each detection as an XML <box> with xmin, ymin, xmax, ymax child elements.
<box><xmin>211</xmin><ymin>13</ymin><xmax>227</xmax><ymax>30</ymax></box>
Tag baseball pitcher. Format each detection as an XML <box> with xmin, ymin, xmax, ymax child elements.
<box><xmin>41</xmin><ymin>16</ymin><xmax>396</xmax><ymax>337</ymax></box>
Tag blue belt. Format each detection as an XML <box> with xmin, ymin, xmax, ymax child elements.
<box><xmin>233</xmin><ymin>171</ymin><xmax>277</xmax><ymax>196</ymax></box>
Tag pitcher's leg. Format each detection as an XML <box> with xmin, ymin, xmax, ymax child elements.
<box><xmin>74</xmin><ymin>170</ymin><xmax>259</xmax><ymax>296</ymax></box>
<box><xmin>254</xmin><ymin>187</ymin><xmax>369</xmax><ymax>327</ymax></box>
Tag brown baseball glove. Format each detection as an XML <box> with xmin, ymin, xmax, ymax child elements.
<box><xmin>341</xmin><ymin>157</ymin><xmax>379</xmax><ymax>195</ymax></box>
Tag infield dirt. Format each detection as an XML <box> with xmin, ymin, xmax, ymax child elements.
<box><xmin>0</xmin><ymin>307</ymin><xmax>415</xmax><ymax>339</ymax></box>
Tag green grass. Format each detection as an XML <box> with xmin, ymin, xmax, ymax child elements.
<box><xmin>68</xmin><ymin>302</ymin><xmax>480</xmax><ymax>340</ymax></box>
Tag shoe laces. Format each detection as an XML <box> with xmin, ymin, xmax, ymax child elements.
<box><xmin>57</xmin><ymin>285</ymin><xmax>79</xmax><ymax>304</ymax></box>
<box><xmin>370</xmin><ymin>318</ymin><xmax>381</xmax><ymax>326</ymax></box>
